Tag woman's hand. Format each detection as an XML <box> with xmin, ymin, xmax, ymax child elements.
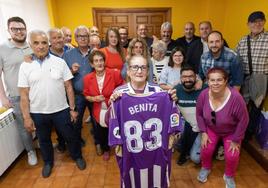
<box><xmin>201</xmin><ymin>132</ymin><xmax>212</xmax><ymax>149</ymax></box>
<box><xmin>168</xmin><ymin>89</ymin><xmax>178</xmax><ymax>101</ymax></box>
<box><xmin>109</xmin><ymin>92</ymin><xmax>123</xmax><ymax>102</ymax></box>
<box><xmin>227</xmin><ymin>140</ymin><xmax>240</xmax><ymax>155</ymax></box>
<box><xmin>94</xmin><ymin>95</ymin><xmax>105</xmax><ymax>102</ymax></box>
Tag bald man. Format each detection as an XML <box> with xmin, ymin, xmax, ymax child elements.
<box><xmin>176</xmin><ymin>22</ymin><xmax>200</xmax><ymax>53</ymax></box>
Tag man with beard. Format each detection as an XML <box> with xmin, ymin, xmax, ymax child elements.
<box><xmin>199</xmin><ymin>31</ymin><xmax>243</xmax><ymax>90</ymax></box>
<box><xmin>187</xmin><ymin>21</ymin><xmax>229</xmax><ymax>73</ymax></box>
<box><xmin>0</xmin><ymin>16</ymin><xmax>37</xmax><ymax>166</ymax></box>
<box><xmin>118</xmin><ymin>27</ymin><xmax>131</xmax><ymax>49</ymax></box>
<box><xmin>176</xmin><ymin>22</ymin><xmax>200</xmax><ymax>53</ymax></box>
<box><xmin>160</xmin><ymin>22</ymin><xmax>178</xmax><ymax>56</ymax></box>
<box><xmin>174</xmin><ymin>65</ymin><xmax>205</xmax><ymax>165</ymax></box>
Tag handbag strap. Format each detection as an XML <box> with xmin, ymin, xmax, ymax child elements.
<box><xmin>247</xmin><ymin>35</ymin><xmax>253</xmax><ymax>75</ymax></box>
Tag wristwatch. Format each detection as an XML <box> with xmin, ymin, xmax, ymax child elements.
<box><xmin>70</xmin><ymin>106</ymin><xmax>77</xmax><ymax>112</ymax></box>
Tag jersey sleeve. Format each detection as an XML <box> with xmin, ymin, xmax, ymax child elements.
<box><xmin>108</xmin><ymin>100</ymin><xmax>123</xmax><ymax>146</ymax></box>
<box><xmin>168</xmin><ymin>100</ymin><xmax>183</xmax><ymax>134</ymax></box>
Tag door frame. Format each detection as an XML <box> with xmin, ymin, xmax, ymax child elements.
<box><xmin>92</xmin><ymin>7</ymin><xmax>172</xmax><ymax>27</ymax></box>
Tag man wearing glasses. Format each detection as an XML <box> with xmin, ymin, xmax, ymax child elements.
<box><xmin>63</xmin><ymin>26</ymin><xmax>93</xmax><ymax>147</ymax></box>
<box><xmin>236</xmin><ymin>11</ymin><xmax>268</xmax><ymax>142</ymax></box>
<box><xmin>0</xmin><ymin>16</ymin><xmax>37</xmax><ymax>166</ymax></box>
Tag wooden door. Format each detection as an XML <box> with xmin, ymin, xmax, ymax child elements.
<box><xmin>93</xmin><ymin>8</ymin><xmax>171</xmax><ymax>40</ymax></box>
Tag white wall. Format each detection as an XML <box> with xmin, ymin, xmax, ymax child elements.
<box><xmin>0</xmin><ymin>0</ymin><xmax>51</xmax><ymax>43</ymax></box>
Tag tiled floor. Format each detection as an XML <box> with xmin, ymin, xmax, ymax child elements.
<box><xmin>1</xmin><ymin>122</ymin><xmax>268</xmax><ymax>188</ymax></box>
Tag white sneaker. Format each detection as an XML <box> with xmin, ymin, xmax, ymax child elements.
<box><xmin>27</xmin><ymin>150</ymin><xmax>38</xmax><ymax>166</ymax></box>
<box><xmin>84</xmin><ymin>115</ymin><xmax>91</xmax><ymax>123</ymax></box>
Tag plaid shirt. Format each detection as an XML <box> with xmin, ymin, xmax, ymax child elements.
<box><xmin>236</xmin><ymin>31</ymin><xmax>268</xmax><ymax>74</ymax></box>
<box><xmin>199</xmin><ymin>47</ymin><xmax>243</xmax><ymax>86</ymax></box>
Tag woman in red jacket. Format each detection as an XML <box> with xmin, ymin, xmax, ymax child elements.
<box><xmin>83</xmin><ymin>50</ymin><xmax>124</xmax><ymax>160</ymax></box>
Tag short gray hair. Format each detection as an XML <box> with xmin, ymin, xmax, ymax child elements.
<box><xmin>47</xmin><ymin>28</ymin><xmax>63</xmax><ymax>40</ymax></box>
<box><xmin>151</xmin><ymin>40</ymin><xmax>167</xmax><ymax>54</ymax></box>
<box><xmin>74</xmin><ymin>25</ymin><xmax>89</xmax><ymax>36</ymax></box>
<box><xmin>28</xmin><ymin>30</ymin><xmax>47</xmax><ymax>44</ymax></box>
<box><xmin>161</xmin><ymin>22</ymin><xmax>173</xmax><ymax>32</ymax></box>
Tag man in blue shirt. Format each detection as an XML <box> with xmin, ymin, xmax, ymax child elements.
<box><xmin>199</xmin><ymin>31</ymin><xmax>243</xmax><ymax>90</ymax></box>
<box><xmin>63</xmin><ymin>25</ymin><xmax>93</xmax><ymax>146</ymax></box>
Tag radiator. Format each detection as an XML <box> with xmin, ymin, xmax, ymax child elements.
<box><xmin>0</xmin><ymin>108</ymin><xmax>24</xmax><ymax>176</ymax></box>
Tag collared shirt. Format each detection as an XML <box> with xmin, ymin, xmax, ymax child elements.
<box><xmin>63</xmin><ymin>47</ymin><xmax>92</xmax><ymax>93</ymax></box>
<box><xmin>200</xmin><ymin>47</ymin><xmax>243</xmax><ymax>87</ymax></box>
<box><xmin>236</xmin><ymin>31</ymin><xmax>268</xmax><ymax>74</ymax></box>
<box><xmin>18</xmin><ymin>54</ymin><xmax>73</xmax><ymax>113</ymax></box>
<box><xmin>201</xmin><ymin>38</ymin><xmax>209</xmax><ymax>54</ymax></box>
<box><xmin>0</xmin><ymin>39</ymin><xmax>32</xmax><ymax>97</ymax></box>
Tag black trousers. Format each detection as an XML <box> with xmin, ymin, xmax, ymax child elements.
<box><xmin>31</xmin><ymin>108</ymin><xmax>82</xmax><ymax>165</ymax></box>
<box><xmin>94</xmin><ymin>117</ymin><xmax>109</xmax><ymax>152</ymax></box>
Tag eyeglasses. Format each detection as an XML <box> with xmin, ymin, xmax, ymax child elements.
<box><xmin>10</xmin><ymin>27</ymin><xmax>26</xmax><ymax>33</ymax></box>
<box><xmin>211</xmin><ymin>111</ymin><xmax>216</xmax><ymax>125</ymax></box>
<box><xmin>129</xmin><ymin>65</ymin><xmax>147</xmax><ymax>72</ymax></box>
<box><xmin>76</xmin><ymin>35</ymin><xmax>89</xmax><ymax>39</ymax></box>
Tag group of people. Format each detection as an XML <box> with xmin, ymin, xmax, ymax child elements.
<box><xmin>0</xmin><ymin>9</ymin><xmax>267</xmax><ymax>188</ymax></box>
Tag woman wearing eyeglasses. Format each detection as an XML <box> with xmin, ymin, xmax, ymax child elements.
<box><xmin>196</xmin><ymin>67</ymin><xmax>248</xmax><ymax>188</ymax></box>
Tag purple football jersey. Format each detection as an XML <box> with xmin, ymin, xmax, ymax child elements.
<box><xmin>109</xmin><ymin>92</ymin><xmax>182</xmax><ymax>188</ymax></box>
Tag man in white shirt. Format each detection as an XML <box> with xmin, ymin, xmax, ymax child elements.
<box><xmin>18</xmin><ymin>30</ymin><xmax>86</xmax><ymax>178</ymax></box>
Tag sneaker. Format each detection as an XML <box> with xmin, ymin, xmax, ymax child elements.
<box><xmin>56</xmin><ymin>144</ymin><xmax>66</xmax><ymax>153</ymax></box>
<box><xmin>95</xmin><ymin>144</ymin><xmax>103</xmax><ymax>156</ymax></box>
<box><xmin>177</xmin><ymin>155</ymin><xmax>188</xmax><ymax>166</ymax></box>
<box><xmin>103</xmin><ymin>151</ymin><xmax>110</xmax><ymax>161</ymax></box>
<box><xmin>216</xmin><ymin>146</ymin><xmax>225</xmax><ymax>161</ymax></box>
<box><xmin>27</xmin><ymin>150</ymin><xmax>38</xmax><ymax>166</ymax></box>
<box><xmin>223</xmin><ymin>174</ymin><xmax>236</xmax><ymax>188</ymax></box>
<box><xmin>42</xmin><ymin>164</ymin><xmax>53</xmax><ymax>178</ymax></box>
<box><xmin>75</xmin><ymin>157</ymin><xmax>86</xmax><ymax>170</ymax></box>
<box><xmin>197</xmin><ymin>168</ymin><xmax>211</xmax><ymax>183</ymax></box>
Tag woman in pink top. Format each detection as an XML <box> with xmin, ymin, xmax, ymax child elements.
<box><xmin>196</xmin><ymin>67</ymin><xmax>249</xmax><ymax>188</ymax></box>
<box><xmin>100</xmin><ymin>28</ymin><xmax>125</xmax><ymax>71</ymax></box>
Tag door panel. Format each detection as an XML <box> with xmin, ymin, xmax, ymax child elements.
<box><xmin>93</xmin><ymin>8</ymin><xmax>171</xmax><ymax>40</ymax></box>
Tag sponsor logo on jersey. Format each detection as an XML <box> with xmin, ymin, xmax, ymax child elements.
<box><xmin>113</xmin><ymin>127</ymin><xmax>121</xmax><ymax>139</ymax></box>
<box><xmin>170</xmin><ymin>113</ymin><xmax>180</xmax><ymax>127</ymax></box>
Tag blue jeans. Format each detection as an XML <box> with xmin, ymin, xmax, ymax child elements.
<box><xmin>31</xmin><ymin>108</ymin><xmax>82</xmax><ymax>165</ymax></box>
<box><xmin>10</xmin><ymin>96</ymin><xmax>34</xmax><ymax>152</ymax></box>
<box><xmin>190</xmin><ymin>133</ymin><xmax>201</xmax><ymax>164</ymax></box>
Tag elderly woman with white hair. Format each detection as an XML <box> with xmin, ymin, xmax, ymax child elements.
<box><xmin>151</xmin><ymin>40</ymin><xmax>169</xmax><ymax>83</ymax></box>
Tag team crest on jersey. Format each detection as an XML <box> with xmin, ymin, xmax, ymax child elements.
<box><xmin>170</xmin><ymin>113</ymin><xmax>180</xmax><ymax>127</ymax></box>
<box><xmin>113</xmin><ymin>127</ymin><xmax>121</xmax><ymax>139</ymax></box>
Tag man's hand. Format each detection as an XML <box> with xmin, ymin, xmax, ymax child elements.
<box><xmin>227</xmin><ymin>140</ymin><xmax>240</xmax><ymax>156</ymax></box>
<box><xmin>1</xmin><ymin>97</ymin><xmax>12</xmax><ymax>108</ymax></box>
<box><xmin>24</xmin><ymin>55</ymin><xmax>33</xmax><ymax>63</ymax></box>
<box><xmin>71</xmin><ymin>63</ymin><xmax>80</xmax><ymax>74</ymax></box>
<box><xmin>24</xmin><ymin>118</ymin><xmax>36</xmax><ymax>132</ymax></box>
<box><xmin>70</xmin><ymin>111</ymin><xmax>78</xmax><ymax>123</ymax></box>
<box><xmin>201</xmin><ymin>132</ymin><xmax>212</xmax><ymax>149</ymax></box>
<box><xmin>168</xmin><ymin>89</ymin><xmax>178</xmax><ymax>101</ymax></box>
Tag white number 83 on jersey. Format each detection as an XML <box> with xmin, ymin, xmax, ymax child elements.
<box><xmin>123</xmin><ymin>118</ymin><xmax>163</xmax><ymax>153</ymax></box>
